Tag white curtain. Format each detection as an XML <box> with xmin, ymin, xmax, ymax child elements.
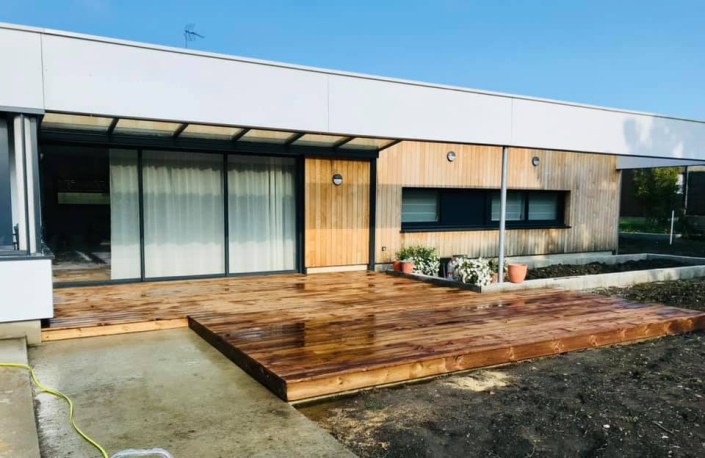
<box><xmin>228</xmin><ymin>155</ymin><xmax>296</xmax><ymax>273</ymax></box>
<box><xmin>109</xmin><ymin>149</ymin><xmax>141</xmax><ymax>279</ymax></box>
<box><xmin>143</xmin><ymin>151</ymin><xmax>224</xmax><ymax>278</ymax></box>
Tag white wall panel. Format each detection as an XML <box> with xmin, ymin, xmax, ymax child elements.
<box><xmin>2</xmin><ymin>23</ymin><xmax>705</xmax><ymax>161</ymax></box>
<box><xmin>616</xmin><ymin>156</ymin><xmax>705</xmax><ymax>169</ymax></box>
<box><xmin>41</xmin><ymin>35</ymin><xmax>330</xmax><ymax>132</ymax></box>
<box><xmin>328</xmin><ymin>75</ymin><xmax>512</xmax><ymax>144</ymax></box>
<box><xmin>0</xmin><ymin>28</ymin><xmax>44</xmax><ymax>111</ymax></box>
<box><xmin>512</xmin><ymin>99</ymin><xmax>705</xmax><ymax>160</ymax></box>
<box><xmin>0</xmin><ymin>259</ymin><xmax>53</xmax><ymax>322</ymax></box>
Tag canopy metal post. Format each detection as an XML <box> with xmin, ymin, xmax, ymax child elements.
<box><xmin>498</xmin><ymin>146</ymin><xmax>509</xmax><ymax>283</ymax></box>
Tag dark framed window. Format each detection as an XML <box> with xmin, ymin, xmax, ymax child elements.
<box><xmin>401</xmin><ymin>188</ymin><xmax>568</xmax><ymax>232</ymax></box>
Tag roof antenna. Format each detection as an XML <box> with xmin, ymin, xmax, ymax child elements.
<box><xmin>183</xmin><ymin>24</ymin><xmax>205</xmax><ymax>48</ymax></box>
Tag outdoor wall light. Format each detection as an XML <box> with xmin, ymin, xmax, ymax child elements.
<box><xmin>447</xmin><ymin>151</ymin><xmax>456</xmax><ymax>162</ymax></box>
<box><xmin>532</xmin><ymin>156</ymin><xmax>541</xmax><ymax>167</ymax></box>
<box><xmin>332</xmin><ymin>174</ymin><xmax>343</xmax><ymax>186</ymax></box>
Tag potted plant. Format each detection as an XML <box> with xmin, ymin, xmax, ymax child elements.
<box><xmin>508</xmin><ymin>263</ymin><xmax>528</xmax><ymax>283</ymax></box>
<box><xmin>400</xmin><ymin>259</ymin><xmax>415</xmax><ymax>274</ymax></box>
<box><xmin>409</xmin><ymin>246</ymin><xmax>441</xmax><ymax>276</ymax></box>
<box><xmin>393</xmin><ymin>246</ymin><xmax>413</xmax><ymax>272</ymax></box>
<box><xmin>453</xmin><ymin>257</ymin><xmax>493</xmax><ymax>286</ymax></box>
<box><xmin>488</xmin><ymin>258</ymin><xmax>509</xmax><ymax>283</ymax></box>
<box><xmin>394</xmin><ymin>245</ymin><xmax>440</xmax><ymax>276</ymax></box>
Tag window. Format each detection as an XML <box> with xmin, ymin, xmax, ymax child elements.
<box><xmin>528</xmin><ymin>193</ymin><xmax>558</xmax><ymax>220</ymax></box>
<box><xmin>401</xmin><ymin>188</ymin><xmax>567</xmax><ymax>232</ymax></box>
<box><xmin>402</xmin><ymin>189</ymin><xmax>439</xmax><ymax>223</ymax></box>
<box><xmin>0</xmin><ymin>117</ymin><xmax>14</xmax><ymax>252</ymax></box>
<box><xmin>491</xmin><ymin>192</ymin><xmax>526</xmax><ymax>221</ymax></box>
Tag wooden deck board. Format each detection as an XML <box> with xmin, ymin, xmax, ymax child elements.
<box><xmin>48</xmin><ymin>272</ymin><xmax>705</xmax><ymax>400</ymax></box>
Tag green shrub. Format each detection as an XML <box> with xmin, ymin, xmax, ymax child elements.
<box><xmin>633</xmin><ymin>168</ymin><xmax>681</xmax><ymax>225</ymax></box>
<box><xmin>454</xmin><ymin>257</ymin><xmax>493</xmax><ymax>286</ymax></box>
<box><xmin>395</xmin><ymin>245</ymin><xmax>440</xmax><ymax>276</ymax></box>
<box><xmin>488</xmin><ymin>258</ymin><xmax>508</xmax><ymax>275</ymax></box>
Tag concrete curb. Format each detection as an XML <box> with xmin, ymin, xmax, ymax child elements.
<box><xmin>388</xmin><ymin>253</ymin><xmax>705</xmax><ymax>294</ymax></box>
<box><xmin>481</xmin><ymin>264</ymin><xmax>705</xmax><ymax>293</ymax></box>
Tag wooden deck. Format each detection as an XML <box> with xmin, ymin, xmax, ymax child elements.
<box><xmin>49</xmin><ymin>272</ymin><xmax>705</xmax><ymax>401</ymax></box>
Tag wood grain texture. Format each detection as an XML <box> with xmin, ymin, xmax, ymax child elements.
<box><xmin>375</xmin><ymin>142</ymin><xmax>620</xmax><ymax>262</ymax></box>
<box><xmin>305</xmin><ymin>158</ymin><xmax>370</xmax><ymax>267</ymax></box>
<box><xmin>50</xmin><ymin>272</ymin><xmax>705</xmax><ymax>401</ymax></box>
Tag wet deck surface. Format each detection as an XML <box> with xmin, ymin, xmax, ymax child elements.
<box><xmin>50</xmin><ymin>272</ymin><xmax>705</xmax><ymax>400</ymax></box>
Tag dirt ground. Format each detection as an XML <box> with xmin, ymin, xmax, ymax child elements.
<box><xmin>526</xmin><ymin>259</ymin><xmax>686</xmax><ymax>280</ymax></box>
<box><xmin>619</xmin><ymin>235</ymin><xmax>705</xmax><ymax>258</ymax></box>
<box><xmin>299</xmin><ymin>280</ymin><xmax>705</xmax><ymax>458</ymax></box>
<box><xmin>593</xmin><ymin>278</ymin><xmax>705</xmax><ymax>313</ymax></box>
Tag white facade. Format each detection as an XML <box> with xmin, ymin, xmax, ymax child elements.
<box><xmin>1</xmin><ymin>22</ymin><xmax>705</xmax><ymax>161</ymax></box>
<box><xmin>0</xmin><ymin>259</ymin><xmax>53</xmax><ymax>322</ymax></box>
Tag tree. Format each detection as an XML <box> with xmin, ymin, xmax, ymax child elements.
<box><xmin>632</xmin><ymin>167</ymin><xmax>681</xmax><ymax>224</ymax></box>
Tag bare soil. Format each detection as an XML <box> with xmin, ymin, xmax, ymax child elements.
<box><xmin>299</xmin><ymin>280</ymin><xmax>705</xmax><ymax>458</ymax></box>
<box><xmin>526</xmin><ymin>259</ymin><xmax>686</xmax><ymax>280</ymax></box>
<box><xmin>619</xmin><ymin>235</ymin><xmax>705</xmax><ymax>258</ymax></box>
<box><xmin>593</xmin><ymin>278</ymin><xmax>705</xmax><ymax>313</ymax></box>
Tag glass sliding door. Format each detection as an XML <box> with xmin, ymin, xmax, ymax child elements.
<box><xmin>40</xmin><ymin>145</ymin><xmax>141</xmax><ymax>283</ymax></box>
<box><xmin>143</xmin><ymin>151</ymin><xmax>224</xmax><ymax>278</ymax></box>
<box><xmin>109</xmin><ymin>149</ymin><xmax>141</xmax><ymax>279</ymax></box>
<box><xmin>227</xmin><ymin>155</ymin><xmax>296</xmax><ymax>273</ymax></box>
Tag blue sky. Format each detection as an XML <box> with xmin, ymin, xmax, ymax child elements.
<box><xmin>3</xmin><ymin>1</ymin><xmax>704</xmax><ymax>120</ymax></box>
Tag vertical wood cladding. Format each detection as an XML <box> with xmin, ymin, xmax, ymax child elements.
<box><xmin>375</xmin><ymin>142</ymin><xmax>620</xmax><ymax>263</ymax></box>
<box><xmin>305</xmin><ymin>158</ymin><xmax>370</xmax><ymax>267</ymax></box>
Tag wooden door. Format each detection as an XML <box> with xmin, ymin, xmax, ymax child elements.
<box><xmin>305</xmin><ymin>158</ymin><xmax>370</xmax><ymax>268</ymax></box>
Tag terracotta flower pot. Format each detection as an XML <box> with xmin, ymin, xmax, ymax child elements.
<box><xmin>393</xmin><ymin>261</ymin><xmax>402</xmax><ymax>272</ymax></box>
<box><xmin>508</xmin><ymin>264</ymin><xmax>528</xmax><ymax>283</ymax></box>
<box><xmin>401</xmin><ymin>261</ymin><xmax>415</xmax><ymax>274</ymax></box>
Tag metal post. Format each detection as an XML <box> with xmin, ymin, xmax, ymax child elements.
<box><xmin>669</xmin><ymin>210</ymin><xmax>675</xmax><ymax>245</ymax></box>
<box><xmin>498</xmin><ymin>146</ymin><xmax>509</xmax><ymax>283</ymax></box>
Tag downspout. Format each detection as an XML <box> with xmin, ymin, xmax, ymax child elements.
<box><xmin>498</xmin><ymin>146</ymin><xmax>508</xmax><ymax>283</ymax></box>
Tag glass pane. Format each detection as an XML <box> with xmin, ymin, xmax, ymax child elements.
<box><xmin>529</xmin><ymin>193</ymin><xmax>558</xmax><ymax>220</ymax></box>
<box><xmin>109</xmin><ymin>149</ymin><xmax>141</xmax><ymax>279</ymax></box>
<box><xmin>228</xmin><ymin>155</ymin><xmax>296</xmax><ymax>273</ymax></box>
<box><xmin>180</xmin><ymin>124</ymin><xmax>243</xmax><ymax>140</ymax></box>
<box><xmin>143</xmin><ymin>151</ymin><xmax>224</xmax><ymax>278</ymax></box>
<box><xmin>239</xmin><ymin>129</ymin><xmax>296</xmax><ymax>144</ymax></box>
<box><xmin>0</xmin><ymin>118</ymin><xmax>15</xmax><ymax>251</ymax></box>
<box><xmin>42</xmin><ymin>113</ymin><xmax>114</xmax><ymax>132</ymax></box>
<box><xmin>113</xmin><ymin>119</ymin><xmax>183</xmax><ymax>137</ymax></box>
<box><xmin>491</xmin><ymin>192</ymin><xmax>525</xmax><ymax>221</ymax></box>
<box><xmin>40</xmin><ymin>145</ymin><xmax>140</xmax><ymax>282</ymax></box>
<box><xmin>402</xmin><ymin>189</ymin><xmax>439</xmax><ymax>223</ymax></box>
<box><xmin>339</xmin><ymin>137</ymin><xmax>395</xmax><ymax>150</ymax></box>
<box><xmin>292</xmin><ymin>133</ymin><xmax>346</xmax><ymax>147</ymax></box>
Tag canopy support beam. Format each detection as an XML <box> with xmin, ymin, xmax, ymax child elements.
<box><xmin>498</xmin><ymin>146</ymin><xmax>508</xmax><ymax>283</ymax></box>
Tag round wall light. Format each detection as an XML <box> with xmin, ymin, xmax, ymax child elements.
<box><xmin>447</xmin><ymin>151</ymin><xmax>457</xmax><ymax>162</ymax></box>
<box><xmin>332</xmin><ymin>174</ymin><xmax>343</xmax><ymax>186</ymax></box>
<box><xmin>532</xmin><ymin>156</ymin><xmax>541</xmax><ymax>167</ymax></box>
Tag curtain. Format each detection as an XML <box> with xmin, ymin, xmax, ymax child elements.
<box><xmin>228</xmin><ymin>155</ymin><xmax>296</xmax><ymax>273</ymax></box>
<box><xmin>109</xmin><ymin>149</ymin><xmax>140</xmax><ymax>279</ymax></box>
<box><xmin>143</xmin><ymin>151</ymin><xmax>224</xmax><ymax>278</ymax></box>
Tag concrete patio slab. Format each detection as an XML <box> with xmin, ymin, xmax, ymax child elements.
<box><xmin>0</xmin><ymin>339</ymin><xmax>41</xmax><ymax>458</ymax></box>
<box><xmin>28</xmin><ymin>329</ymin><xmax>354</xmax><ymax>458</ymax></box>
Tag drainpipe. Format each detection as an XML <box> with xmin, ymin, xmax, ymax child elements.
<box><xmin>498</xmin><ymin>146</ymin><xmax>508</xmax><ymax>283</ymax></box>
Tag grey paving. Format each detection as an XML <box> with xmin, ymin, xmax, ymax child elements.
<box><xmin>0</xmin><ymin>338</ymin><xmax>41</xmax><ymax>458</ymax></box>
<box><xmin>29</xmin><ymin>329</ymin><xmax>355</xmax><ymax>458</ymax></box>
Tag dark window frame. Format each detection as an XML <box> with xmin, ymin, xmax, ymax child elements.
<box><xmin>401</xmin><ymin>187</ymin><xmax>570</xmax><ymax>233</ymax></box>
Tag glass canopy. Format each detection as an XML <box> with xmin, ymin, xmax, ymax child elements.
<box><xmin>41</xmin><ymin>113</ymin><xmax>114</xmax><ymax>132</ymax></box>
<box><xmin>113</xmin><ymin>119</ymin><xmax>183</xmax><ymax>137</ymax></box>
<box><xmin>40</xmin><ymin>112</ymin><xmax>398</xmax><ymax>151</ymax></box>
